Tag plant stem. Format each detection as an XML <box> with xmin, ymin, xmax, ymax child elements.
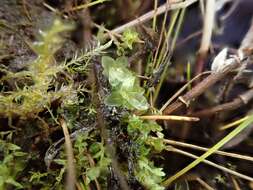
<box><xmin>153</xmin><ymin>8</ymin><xmax>186</xmax><ymax>104</ymax></box>
<box><xmin>161</xmin><ymin>138</ymin><xmax>253</xmax><ymax>162</ymax></box>
<box><xmin>140</xmin><ymin>115</ymin><xmax>199</xmax><ymax>121</ymax></box>
<box><xmin>165</xmin><ymin>146</ymin><xmax>253</xmax><ymax>184</ymax></box>
<box><xmin>112</xmin><ymin>0</ymin><xmax>198</xmax><ymax>34</ymax></box>
<box><xmin>162</xmin><ymin>113</ymin><xmax>253</xmax><ymax>186</ymax></box>
<box><xmin>60</xmin><ymin>118</ymin><xmax>76</xmax><ymax>190</ymax></box>
<box><xmin>152</xmin><ymin>0</ymin><xmax>158</xmax><ymax>30</ymax></box>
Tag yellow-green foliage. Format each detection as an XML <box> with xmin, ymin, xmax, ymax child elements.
<box><xmin>0</xmin><ymin>20</ymin><xmax>73</xmax><ymax>118</ymax></box>
<box><xmin>0</xmin><ymin>138</ymin><xmax>27</xmax><ymax>189</ymax></box>
<box><xmin>117</xmin><ymin>29</ymin><xmax>140</xmax><ymax>55</ymax></box>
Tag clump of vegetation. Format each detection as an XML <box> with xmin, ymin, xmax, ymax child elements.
<box><xmin>116</xmin><ymin>29</ymin><xmax>140</xmax><ymax>55</ymax></box>
<box><xmin>127</xmin><ymin>115</ymin><xmax>165</xmax><ymax>190</ymax></box>
<box><xmin>2</xmin><ymin>0</ymin><xmax>253</xmax><ymax>189</ymax></box>
<box><xmin>101</xmin><ymin>54</ymin><xmax>166</xmax><ymax>189</ymax></box>
<box><xmin>0</xmin><ymin>16</ymin><xmax>166</xmax><ymax>189</ymax></box>
<box><xmin>0</xmin><ymin>132</ymin><xmax>27</xmax><ymax>189</ymax></box>
<box><xmin>0</xmin><ymin>19</ymin><xmax>74</xmax><ymax>119</ymax></box>
<box><xmin>0</xmin><ymin>18</ymin><xmax>113</xmax><ymax>188</ymax></box>
<box><xmin>73</xmin><ymin>131</ymin><xmax>111</xmax><ymax>188</ymax></box>
<box><xmin>102</xmin><ymin>56</ymin><xmax>148</xmax><ymax>110</ymax></box>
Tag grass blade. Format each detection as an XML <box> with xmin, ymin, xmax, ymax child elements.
<box><xmin>162</xmin><ymin>113</ymin><xmax>253</xmax><ymax>186</ymax></box>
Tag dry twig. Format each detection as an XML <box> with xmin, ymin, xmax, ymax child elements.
<box><xmin>191</xmin><ymin>89</ymin><xmax>253</xmax><ymax>116</ymax></box>
<box><xmin>185</xmin><ymin>175</ymin><xmax>215</xmax><ymax>190</ymax></box>
<box><xmin>163</xmin><ymin>62</ymin><xmax>242</xmax><ymax>114</ymax></box>
<box><xmin>140</xmin><ymin>115</ymin><xmax>199</xmax><ymax>121</ymax></box>
<box><xmin>195</xmin><ymin>177</ymin><xmax>215</xmax><ymax>190</ymax></box>
<box><xmin>161</xmin><ymin>138</ymin><xmax>253</xmax><ymax>162</ymax></box>
<box><xmin>112</xmin><ymin>0</ymin><xmax>198</xmax><ymax>34</ymax></box>
<box><xmin>163</xmin><ymin>21</ymin><xmax>253</xmax><ymax>114</ymax></box>
<box><xmin>60</xmin><ymin>118</ymin><xmax>76</xmax><ymax>190</ymax></box>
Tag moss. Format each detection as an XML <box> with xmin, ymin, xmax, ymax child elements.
<box><xmin>0</xmin><ymin>20</ymin><xmax>74</xmax><ymax>119</ymax></box>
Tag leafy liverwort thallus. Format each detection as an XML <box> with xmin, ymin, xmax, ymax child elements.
<box><xmin>102</xmin><ymin>56</ymin><xmax>149</xmax><ymax>111</ymax></box>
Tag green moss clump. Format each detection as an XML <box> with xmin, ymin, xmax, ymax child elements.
<box><xmin>0</xmin><ymin>20</ymin><xmax>73</xmax><ymax>119</ymax></box>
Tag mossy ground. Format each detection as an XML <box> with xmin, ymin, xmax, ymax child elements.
<box><xmin>1</xmin><ymin>1</ymin><xmax>253</xmax><ymax>190</ymax></box>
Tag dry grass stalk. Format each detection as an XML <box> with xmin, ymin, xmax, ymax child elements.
<box><xmin>60</xmin><ymin>118</ymin><xmax>76</xmax><ymax>190</ymax></box>
<box><xmin>165</xmin><ymin>146</ymin><xmax>253</xmax><ymax>183</ymax></box>
<box><xmin>140</xmin><ymin>115</ymin><xmax>199</xmax><ymax>121</ymax></box>
<box><xmin>195</xmin><ymin>177</ymin><xmax>215</xmax><ymax>190</ymax></box>
<box><xmin>162</xmin><ymin>138</ymin><xmax>253</xmax><ymax>162</ymax></box>
<box><xmin>199</xmin><ymin>0</ymin><xmax>215</xmax><ymax>55</ymax></box>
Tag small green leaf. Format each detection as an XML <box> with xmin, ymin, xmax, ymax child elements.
<box><xmin>105</xmin><ymin>91</ymin><xmax>123</xmax><ymax>107</ymax></box>
<box><xmin>101</xmin><ymin>56</ymin><xmax>115</xmax><ymax>76</ymax></box>
<box><xmin>13</xmin><ymin>151</ymin><xmax>27</xmax><ymax>157</ymax></box>
<box><xmin>54</xmin><ymin>159</ymin><xmax>67</xmax><ymax>166</ymax></box>
<box><xmin>101</xmin><ymin>56</ymin><xmax>149</xmax><ymax>111</ymax></box>
<box><xmin>136</xmin><ymin>158</ymin><xmax>165</xmax><ymax>190</ymax></box>
<box><xmin>121</xmin><ymin>90</ymin><xmax>148</xmax><ymax>110</ymax></box>
<box><xmin>99</xmin><ymin>157</ymin><xmax>111</xmax><ymax>168</ymax></box>
<box><xmin>55</xmin><ymin>167</ymin><xmax>65</xmax><ymax>185</ymax></box>
<box><xmin>5</xmin><ymin>177</ymin><xmax>23</xmax><ymax>189</ymax></box>
<box><xmin>116</xmin><ymin>56</ymin><xmax>128</xmax><ymax>67</ymax></box>
<box><xmin>89</xmin><ymin>142</ymin><xmax>101</xmax><ymax>155</ymax></box>
<box><xmin>5</xmin><ymin>143</ymin><xmax>21</xmax><ymax>151</ymax></box>
<box><xmin>122</xmin><ymin>29</ymin><xmax>140</xmax><ymax>50</ymax></box>
<box><xmin>108</xmin><ymin>67</ymin><xmax>135</xmax><ymax>88</ymax></box>
<box><xmin>148</xmin><ymin>137</ymin><xmax>165</xmax><ymax>152</ymax></box>
<box><xmin>29</xmin><ymin>172</ymin><xmax>49</xmax><ymax>183</ymax></box>
<box><xmin>87</xmin><ymin>167</ymin><xmax>100</xmax><ymax>181</ymax></box>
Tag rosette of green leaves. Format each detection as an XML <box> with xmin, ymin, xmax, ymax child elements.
<box><xmin>117</xmin><ymin>29</ymin><xmax>140</xmax><ymax>55</ymax></box>
<box><xmin>102</xmin><ymin>56</ymin><xmax>149</xmax><ymax>110</ymax></box>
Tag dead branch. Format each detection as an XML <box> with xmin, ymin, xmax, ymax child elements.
<box><xmin>112</xmin><ymin>0</ymin><xmax>198</xmax><ymax>34</ymax></box>
<box><xmin>191</xmin><ymin>89</ymin><xmax>253</xmax><ymax>117</ymax></box>
<box><xmin>163</xmin><ymin>62</ymin><xmax>242</xmax><ymax>114</ymax></box>
<box><xmin>163</xmin><ymin>20</ymin><xmax>253</xmax><ymax>115</ymax></box>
